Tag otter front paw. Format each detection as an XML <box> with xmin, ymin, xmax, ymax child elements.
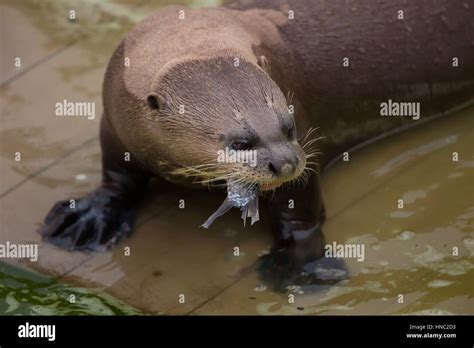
<box><xmin>39</xmin><ymin>189</ymin><xmax>134</xmax><ymax>251</ymax></box>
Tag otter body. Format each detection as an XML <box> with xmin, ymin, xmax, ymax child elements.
<box><xmin>41</xmin><ymin>0</ymin><xmax>474</xmax><ymax>289</ymax></box>
<box><xmin>229</xmin><ymin>0</ymin><xmax>474</xmax><ymax>162</ymax></box>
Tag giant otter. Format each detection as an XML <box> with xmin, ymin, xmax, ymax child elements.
<box><xmin>40</xmin><ymin>0</ymin><xmax>474</xmax><ymax>289</ymax></box>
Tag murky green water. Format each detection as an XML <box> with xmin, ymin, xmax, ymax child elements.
<box><xmin>0</xmin><ymin>261</ymin><xmax>142</xmax><ymax>315</ymax></box>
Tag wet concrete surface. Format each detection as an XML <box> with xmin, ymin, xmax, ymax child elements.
<box><xmin>1</xmin><ymin>0</ymin><xmax>473</xmax><ymax>315</ymax></box>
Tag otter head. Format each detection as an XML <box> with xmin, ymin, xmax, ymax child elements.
<box><xmin>145</xmin><ymin>55</ymin><xmax>311</xmax><ymax>192</ymax></box>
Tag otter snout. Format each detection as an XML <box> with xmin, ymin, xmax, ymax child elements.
<box><xmin>268</xmin><ymin>157</ymin><xmax>298</xmax><ymax>178</ymax></box>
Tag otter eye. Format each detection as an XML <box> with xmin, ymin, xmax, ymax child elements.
<box><xmin>231</xmin><ymin>142</ymin><xmax>251</xmax><ymax>151</ymax></box>
<box><xmin>146</xmin><ymin>93</ymin><xmax>160</xmax><ymax>111</ymax></box>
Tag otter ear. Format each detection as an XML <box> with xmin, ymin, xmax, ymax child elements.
<box><xmin>257</xmin><ymin>55</ymin><xmax>271</xmax><ymax>75</ymax></box>
<box><xmin>146</xmin><ymin>92</ymin><xmax>161</xmax><ymax>111</ymax></box>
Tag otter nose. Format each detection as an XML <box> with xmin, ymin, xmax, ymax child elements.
<box><xmin>268</xmin><ymin>161</ymin><xmax>295</xmax><ymax>177</ymax></box>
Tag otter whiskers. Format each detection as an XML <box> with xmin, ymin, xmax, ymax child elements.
<box><xmin>169</xmin><ymin>127</ymin><xmax>324</xmax><ymax>228</ymax></box>
<box><xmin>300</xmin><ymin>127</ymin><xmax>325</xmax><ymax>177</ymax></box>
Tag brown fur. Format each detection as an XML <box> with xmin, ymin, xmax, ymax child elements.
<box><xmin>103</xmin><ymin>6</ymin><xmax>302</xmax><ymax>185</ymax></box>
<box><xmin>104</xmin><ymin>0</ymin><xmax>474</xmax><ymax>177</ymax></box>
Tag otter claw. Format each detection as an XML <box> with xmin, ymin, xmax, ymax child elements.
<box><xmin>39</xmin><ymin>190</ymin><xmax>134</xmax><ymax>251</ymax></box>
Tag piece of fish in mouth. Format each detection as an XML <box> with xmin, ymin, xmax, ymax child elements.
<box><xmin>201</xmin><ymin>180</ymin><xmax>259</xmax><ymax>228</ymax></box>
